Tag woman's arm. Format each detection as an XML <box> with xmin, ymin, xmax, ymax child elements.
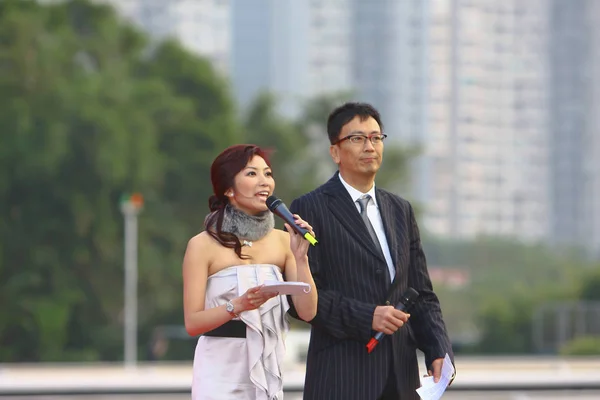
<box><xmin>281</xmin><ymin>228</ymin><xmax>318</xmax><ymax>322</ymax></box>
<box><xmin>182</xmin><ymin>233</ymin><xmax>276</xmax><ymax>336</ymax></box>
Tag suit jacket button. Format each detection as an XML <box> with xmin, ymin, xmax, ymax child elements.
<box><xmin>376</xmin><ymin>269</ymin><xmax>382</xmax><ymax>274</ymax></box>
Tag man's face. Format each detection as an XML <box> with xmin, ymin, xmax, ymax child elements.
<box><xmin>329</xmin><ymin>115</ymin><xmax>384</xmax><ymax>179</ymax></box>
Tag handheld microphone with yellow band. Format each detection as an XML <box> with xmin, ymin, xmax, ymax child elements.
<box><xmin>266</xmin><ymin>196</ymin><xmax>318</xmax><ymax>246</ymax></box>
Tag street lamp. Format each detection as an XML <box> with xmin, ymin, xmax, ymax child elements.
<box><xmin>120</xmin><ymin>193</ymin><xmax>144</xmax><ymax>368</ymax></box>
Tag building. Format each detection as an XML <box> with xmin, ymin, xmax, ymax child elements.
<box><xmin>548</xmin><ymin>0</ymin><xmax>600</xmax><ymax>258</ymax></box>
<box><xmin>230</xmin><ymin>0</ymin><xmax>352</xmax><ymax>117</ymax></box>
<box><xmin>421</xmin><ymin>0</ymin><xmax>550</xmax><ymax>241</ymax></box>
<box><xmin>97</xmin><ymin>0</ymin><xmax>600</xmax><ymax>255</ymax></box>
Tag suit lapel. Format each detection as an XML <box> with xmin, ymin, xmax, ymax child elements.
<box><xmin>376</xmin><ymin>190</ymin><xmax>398</xmax><ymax>266</ymax></box>
<box><xmin>376</xmin><ymin>189</ymin><xmax>403</xmax><ymax>285</ymax></box>
<box><xmin>323</xmin><ymin>174</ymin><xmax>386</xmax><ymax>262</ymax></box>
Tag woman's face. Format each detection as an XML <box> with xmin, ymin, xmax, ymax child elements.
<box><xmin>226</xmin><ymin>155</ymin><xmax>275</xmax><ymax>215</ymax></box>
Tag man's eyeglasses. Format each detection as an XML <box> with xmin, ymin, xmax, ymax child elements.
<box><xmin>334</xmin><ymin>134</ymin><xmax>388</xmax><ymax>146</ymax></box>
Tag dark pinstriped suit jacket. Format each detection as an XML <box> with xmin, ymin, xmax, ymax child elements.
<box><xmin>288</xmin><ymin>173</ymin><xmax>453</xmax><ymax>400</ymax></box>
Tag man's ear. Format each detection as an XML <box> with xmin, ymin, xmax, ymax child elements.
<box><xmin>329</xmin><ymin>145</ymin><xmax>340</xmax><ymax>165</ymax></box>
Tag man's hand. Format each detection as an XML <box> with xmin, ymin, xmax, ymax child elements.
<box><xmin>372</xmin><ymin>305</ymin><xmax>410</xmax><ymax>335</ymax></box>
<box><xmin>427</xmin><ymin>358</ymin><xmax>444</xmax><ymax>383</ymax></box>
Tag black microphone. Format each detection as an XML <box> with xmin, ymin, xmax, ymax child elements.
<box><xmin>366</xmin><ymin>287</ymin><xmax>419</xmax><ymax>353</ymax></box>
<box><xmin>266</xmin><ymin>195</ymin><xmax>318</xmax><ymax>246</ymax></box>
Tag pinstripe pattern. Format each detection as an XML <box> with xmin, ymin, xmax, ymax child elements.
<box><xmin>288</xmin><ymin>173</ymin><xmax>453</xmax><ymax>400</ymax></box>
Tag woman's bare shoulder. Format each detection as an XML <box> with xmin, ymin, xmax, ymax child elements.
<box><xmin>186</xmin><ymin>231</ymin><xmax>214</xmax><ymax>251</ymax></box>
<box><xmin>273</xmin><ymin>228</ymin><xmax>290</xmax><ymax>241</ymax></box>
<box><xmin>183</xmin><ymin>231</ymin><xmax>218</xmax><ymax>270</ymax></box>
<box><xmin>271</xmin><ymin>229</ymin><xmax>291</xmax><ymax>253</ymax></box>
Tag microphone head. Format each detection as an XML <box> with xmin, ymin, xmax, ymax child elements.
<box><xmin>402</xmin><ymin>288</ymin><xmax>419</xmax><ymax>306</ymax></box>
<box><xmin>266</xmin><ymin>195</ymin><xmax>281</xmax><ymax>211</ymax></box>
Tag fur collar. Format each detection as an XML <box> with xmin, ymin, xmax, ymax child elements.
<box><xmin>220</xmin><ymin>204</ymin><xmax>274</xmax><ymax>241</ymax></box>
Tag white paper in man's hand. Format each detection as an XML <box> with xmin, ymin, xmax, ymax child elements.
<box><xmin>416</xmin><ymin>353</ymin><xmax>454</xmax><ymax>400</ymax></box>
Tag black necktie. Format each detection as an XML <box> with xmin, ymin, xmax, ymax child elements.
<box><xmin>357</xmin><ymin>195</ymin><xmax>384</xmax><ymax>257</ymax></box>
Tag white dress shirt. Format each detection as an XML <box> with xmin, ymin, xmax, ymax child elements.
<box><xmin>338</xmin><ymin>173</ymin><xmax>396</xmax><ymax>281</ymax></box>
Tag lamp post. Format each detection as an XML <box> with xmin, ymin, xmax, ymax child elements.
<box><xmin>120</xmin><ymin>193</ymin><xmax>144</xmax><ymax>368</ymax></box>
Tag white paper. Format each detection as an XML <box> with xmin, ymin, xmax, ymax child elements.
<box><xmin>416</xmin><ymin>353</ymin><xmax>454</xmax><ymax>400</ymax></box>
<box><xmin>259</xmin><ymin>280</ymin><xmax>311</xmax><ymax>296</ymax></box>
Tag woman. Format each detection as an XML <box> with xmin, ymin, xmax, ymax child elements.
<box><xmin>182</xmin><ymin>144</ymin><xmax>318</xmax><ymax>400</ymax></box>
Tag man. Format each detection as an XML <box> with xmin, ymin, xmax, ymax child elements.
<box><xmin>289</xmin><ymin>102</ymin><xmax>454</xmax><ymax>400</ymax></box>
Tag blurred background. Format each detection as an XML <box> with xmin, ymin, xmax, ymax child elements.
<box><xmin>1</xmin><ymin>0</ymin><xmax>600</xmax><ymax>398</ymax></box>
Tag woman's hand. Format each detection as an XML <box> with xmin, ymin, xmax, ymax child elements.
<box><xmin>232</xmin><ymin>285</ymin><xmax>279</xmax><ymax>313</ymax></box>
<box><xmin>285</xmin><ymin>214</ymin><xmax>315</xmax><ymax>262</ymax></box>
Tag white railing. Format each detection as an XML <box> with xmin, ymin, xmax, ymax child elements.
<box><xmin>1</xmin><ymin>356</ymin><xmax>600</xmax><ymax>396</ymax></box>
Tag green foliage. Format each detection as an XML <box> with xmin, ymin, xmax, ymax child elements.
<box><xmin>559</xmin><ymin>336</ymin><xmax>600</xmax><ymax>356</ymax></box>
<box><xmin>0</xmin><ymin>0</ymin><xmax>241</xmax><ymax>362</ymax></box>
<box><xmin>242</xmin><ymin>92</ymin><xmax>314</xmax><ymax>202</ymax></box>
<box><xmin>425</xmin><ymin>236</ymin><xmax>586</xmax><ymax>297</ymax></box>
<box><xmin>424</xmin><ymin>236</ymin><xmax>596</xmax><ymax>354</ymax></box>
<box><xmin>377</xmin><ymin>143</ymin><xmax>421</xmax><ymax>196</ymax></box>
<box><xmin>470</xmin><ymin>285</ymin><xmax>574</xmax><ymax>354</ymax></box>
<box><xmin>1</xmin><ymin>0</ymin><xmax>593</xmax><ymax>361</ymax></box>
<box><xmin>0</xmin><ymin>1</ymin><xmax>427</xmax><ymax>362</ymax></box>
<box><xmin>0</xmin><ymin>1</ymin><xmax>594</xmax><ymax>361</ymax></box>
<box><xmin>579</xmin><ymin>269</ymin><xmax>600</xmax><ymax>301</ymax></box>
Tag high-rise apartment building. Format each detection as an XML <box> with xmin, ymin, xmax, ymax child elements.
<box><xmin>350</xmin><ymin>0</ymin><xmax>430</xmax><ymax>202</ymax></box>
<box><xmin>232</xmin><ymin>0</ymin><xmax>552</xmax><ymax>242</ymax></box>
<box><xmin>351</xmin><ymin>0</ymin><xmax>429</xmax><ymax>145</ymax></box>
<box><xmin>420</xmin><ymin>0</ymin><xmax>550</xmax><ymax>240</ymax></box>
<box><xmin>231</xmin><ymin>0</ymin><xmax>352</xmax><ymax>116</ymax></box>
<box><xmin>98</xmin><ymin>0</ymin><xmax>600</xmax><ymax>255</ymax></box>
<box><xmin>549</xmin><ymin>0</ymin><xmax>600</xmax><ymax>257</ymax></box>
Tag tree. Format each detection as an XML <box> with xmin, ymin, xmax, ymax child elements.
<box><xmin>560</xmin><ymin>336</ymin><xmax>600</xmax><ymax>356</ymax></box>
<box><xmin>0</xmin><ymin>0</ymin><xmax>424</xmax><ymax>361</ymax></box>
<box><xmin>579</xmin><ymin>269</ymin><xmax>600</xmax><ymax>301</ymax></box>
<box><xmin>423</xmin><ymin>236</ymin><xmax>593</xmax><ymax>353</ymax></box>
<box><xmin>0</xmin><ymin>0</ymin><xmax>240</xmax><ymax>361</ymax></box>
<box><xmin>242</xmin><ymin>92</ymin><xmax>316</xmax><ymax>203</ymax></box>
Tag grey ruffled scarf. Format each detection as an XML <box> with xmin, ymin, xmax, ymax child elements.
<box><xmin>220</xmin><ymin>204</ymin><xmax>274</xmax><ymax>241</ymax></box>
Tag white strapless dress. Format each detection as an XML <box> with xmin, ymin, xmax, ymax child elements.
<box><xmin>191</xmin><ymin>264</ymin><xmax>290</xmax><ymax>400</ymax></box>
